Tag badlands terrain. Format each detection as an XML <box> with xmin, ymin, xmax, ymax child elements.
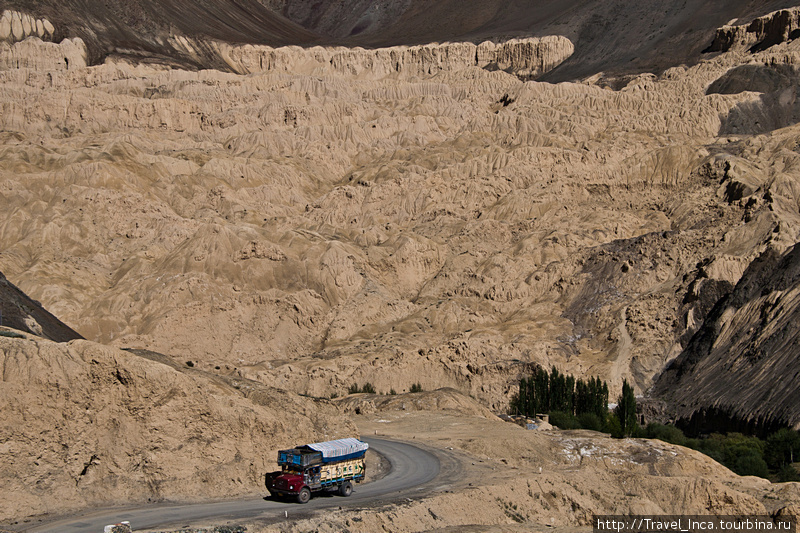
<box><xmin>2</xmin><ymin>0</ymin><xmax>800</xmax><ymax>531</ymax></box>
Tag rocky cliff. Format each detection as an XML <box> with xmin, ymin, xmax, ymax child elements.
<box><xmin>652</xmin><ymin>243</ymin><xmax>800</xmax><ymax>432</ymax></box>
<box><xmin>707</xmin><ymin>6</ymin><xmax>800</xmax><ymax>54</ymax></box>
<box><xmin>200</xmin><ymin>35</ymin><xmax>575</xmax><ymax>79</ymax></box>
<box><xmin>0</xmin><ymin>1</ymin><xmax>318</xmax><ymax>69</ymax></box>
<box><xmin>4</xmin><ymin>0</ymin><xmax>800</xmax><ymax>79</ymax></box>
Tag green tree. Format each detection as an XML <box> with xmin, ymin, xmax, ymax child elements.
<box><xmin>510</xmin><ymin>367</ymin><xmax>609</xmax><ymax>423</ymax></box>
<box><xmin>603</xmin><ymin>413</ymin><xmax>623</xmax><ymax>438</ymax></box>
<box><xmin>535</xmin><ymin>367</ymin><xmax>549</xmax><ymax>413</ymax></box>
<box><xmin>765</xmin><ymin>428</ymin><xmax>800</xmax><ymax>470</ymax></box>
<box><xmin>550</xmin><ymin>367</ymin><xmax>568</xmax><ymax>413</ymax></box>
<box><xmin>598</xmin><ymin>380</ymin><xmax>609</xmax><ymax>419</ymax></box>
<box><xmin>575</xmin><ymin>379</ymin><xmax>588</xmax><ymax>415</ymax></box>
<box><xmin>565</xmin><ymin>374</ymin><xmax>575</xmax><ymax>414</ymax></box>
<box><xmin>778</xmin><ymin>464</ymin><xmax>800</xmax><ymax>482</ymax></box>
<box><xmin>732</xmin><ymin>453</ymin><xmax>770</xmax><ymax>478</ymax></box>
<box><xmin>614</xmin><ymin>380</ymin><xmax>637</xmax><ymax>437</ymax></box>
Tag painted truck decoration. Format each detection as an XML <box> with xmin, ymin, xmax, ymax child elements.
<box><xmin>266</xmin><ymin>438</ymin><xmax>368</xmax><ymax>503</ymax></box>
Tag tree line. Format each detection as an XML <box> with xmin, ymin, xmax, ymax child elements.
<box><xmin>509</xmin><ymin>366</ymin><xmax>641</xmax><ymax>438</ymax></box>
<box><xmin>643</xmin><ymin>423</ymin><xmax>800</xmax><ymax>481</ymax></box>
<box><xmin>510</xmin><ymin>366</ymin><xmax>609</xmax><ymax>419</ymax></box>
<box><xmin>509</xmin><ymin>366</ymin><xmax>800</xmax><ymax>481</ymax></box>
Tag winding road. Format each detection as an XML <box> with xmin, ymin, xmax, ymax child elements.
<box><xmin>21</xmin><ymin>437</ymin><xmax>443</xmax><ymax>532</ymax></box>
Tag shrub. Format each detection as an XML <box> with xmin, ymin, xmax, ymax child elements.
<box><xmin>696</xmin><ymin>434</ymin><xmax>726</xmax><ymax>464</ymax></box>
<box><xmin>389</xmin><ymin>388</ymin><xmax>397</xmax><ymax>395</ymax></box>
<box><xmin>577</xmin><ymin>412</ymin><xmax>604</xmax><ymax>432</ymax></box>
<box><xmin>778</xmin><ymin>464</ymin><xmax>800</xmax><ymax>482</ymax></box>
<box><xmin>683</xmin><ymin>437</ymin><xmax>702</xmax><ymax>450</ymax></box>
<box><xmin>347</xmin><ymin>383</ymin><xmax>376</xmax><ymax>394</ymax></box>
<box><xmin>549</xmin><ymin>411</ymin><xmax>581</xmax><ymax>430</ymax></box>
<box><xmin>721</xmin><ymin>433</ymin><xmax>765</xmax><ymax>467</ymax></box>
<box><xmin>410</xmin><ymin>383</ymin><xmax>423</xmax><ymax>393</ymax></box>
<box><xmin>644</xmin><ymin>423</ymin><xmax>687</xmax><ymax>446</ymax></box>
<box><xmin>732</xmin><ymin>454</ymin><xmax>770</xmax><ymax>478</ymax></box>
<box><xmin>765</xmin><ymin>428</ymin><xmax>800</xmax><ymax>469</ymax></box>
<box><xmin>644</xmin><ymin>425</ymin><xmax>799</xmax><ymax>482</ymax></box>
<box><xmin>603</xmin><ymin>415</ymin><xmax>623</xmax><ymax>438</ymax></box>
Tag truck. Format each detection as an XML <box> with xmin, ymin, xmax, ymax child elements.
<box><xmin>265</xmin><ymin>437</ymin><xmax>368</xmax><ymax>503</ymax></box>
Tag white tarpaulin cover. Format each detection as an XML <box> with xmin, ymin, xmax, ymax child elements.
<box><xmin>306</xmin><ymin>438</ymin><xmax>369</xmax><ymax>460</ymax></box>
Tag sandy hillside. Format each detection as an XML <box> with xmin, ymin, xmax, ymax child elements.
<box><xmin>0</xmin><ymin>332</ymin><xmax>355</xmax><ymax>521</ymax></box>
<box><xmin>2</xmin><ymin>7</ymin><xmax>800</xmax><ymax>425</ymax></box>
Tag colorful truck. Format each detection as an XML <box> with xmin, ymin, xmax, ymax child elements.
<box><xmin>265</xmin><ymin>437</ymin><xmax>368</xmax><ymax>503</ymax></box>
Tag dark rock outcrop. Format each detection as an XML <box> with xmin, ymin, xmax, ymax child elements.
<box><xmin>0</xmin><ymin>271</ymin><xmax>82</xmax><ymax>342</ymax></box>
<box><xmin>1</xmin><ymin>0</ymin><xmax>320</xmax><ymax>69</ymax></box>
<box><xmin>652</xmin><ymin>243</ymin><xmax>800</xmax><ymax>431</ymax></box>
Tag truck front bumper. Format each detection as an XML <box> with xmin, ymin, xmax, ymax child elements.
<box><xmin>268</xmin><ymin>488</ymin><xmax>299</xmax><ymax>498</ymax></box>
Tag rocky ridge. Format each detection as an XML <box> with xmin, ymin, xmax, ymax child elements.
<box><xmin>0</xmin><ymin>10</ymin><xmax>83</xmax><ymax>71</ymax></box>
<box><xmin>0</xmin><ymin>0</ymin><xmax>318</xmax><ymax>68</ymax></box>
<box><xmin>0</xmin><ymin>10</ymin><xmax>55</xmax><ymax>43</ymax></box>
<box><xmin>215</xmin><ymin>35</ymin><xmax>574</xmax><ymax>79</ymax></box>
<box><xmin>707</xmin><ymin>6</ymin><xmax>800</xmax><ymax>54</ymax></box>
<box><xmin>0</xmin><ymin>271</ymin><xmax>82</xmax><ymax>341</ymax></box>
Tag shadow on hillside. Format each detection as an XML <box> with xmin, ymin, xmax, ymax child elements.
<box><xmin>709</xmin><ymin>64</ymin><xmax>800</xmax><ymax>135</ymax></box>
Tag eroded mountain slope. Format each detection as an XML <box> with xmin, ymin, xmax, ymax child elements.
<box><xmin>0</xmin><ymin>0</ymin><xmax>318</xmax><ymax>68</ymax></box>
<box><xmin>2</xmin><ymin>8</ymin><xmax>800</xmax><ymax>424</ymax></box>
<box><xmin>259</xmin><ymin>0</ymin><xmax>800</xmax><ymax>81</ymax></box>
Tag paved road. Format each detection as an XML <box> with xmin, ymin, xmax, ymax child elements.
<box><xmin>21</xmin><ymin>437</ymin><xmax>441</xmax><ymax>532</ymax></box>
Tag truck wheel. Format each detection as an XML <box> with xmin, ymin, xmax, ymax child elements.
<box><xmin>296</xmin><ymin>487</ymin><xmax>311</xmax><ymax>504</ymax></box>
<box><xmin>338</xmin><ymin>481</ymin><xmax>353</xmax><ymax>497</ymax></box>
